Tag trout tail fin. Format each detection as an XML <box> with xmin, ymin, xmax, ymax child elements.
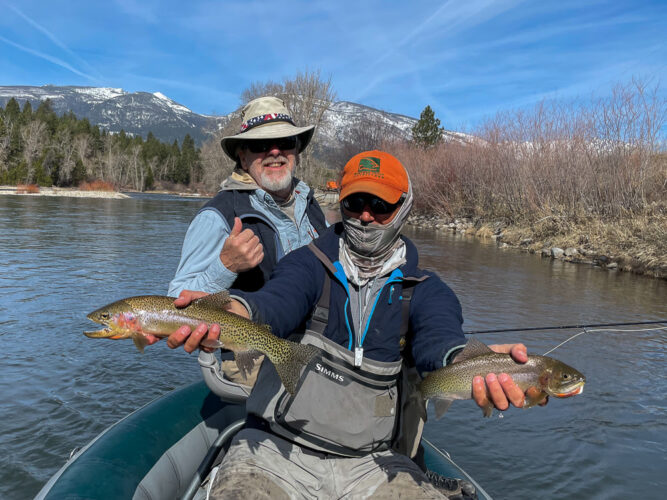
<box><xmin>274</xmin><ymin>342</ymin><xmax>319</xmax><ymax>395</ymax></box>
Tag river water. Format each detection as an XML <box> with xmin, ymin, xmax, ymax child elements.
<box><xmin>0</xmin><ymin>194</ymin><xmax>665</xmax><ymax>499</ymax></box>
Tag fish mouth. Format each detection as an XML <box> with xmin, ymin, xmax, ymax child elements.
<box><xmin>555</xmin><ymin>384</ymin><xmax>585</xmax><ymax>398</ymax></box>
<box><xmin>84</xmin><ymin>327</ymin><xmax>125</xmax><ymax>339</ymax></box>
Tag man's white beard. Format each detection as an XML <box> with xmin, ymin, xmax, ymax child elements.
<box><xmin>258</xmin><ymin>155</ymin><xmax>294</xmax><ymax>194</ymax></box>
<box><xmin>260</xmin><ymin>168</ymin><xmax>293</xmax><ymax>193</ymax></box>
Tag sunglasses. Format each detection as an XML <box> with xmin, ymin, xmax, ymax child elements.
<box><xmin>342</xmin><ymin>193</ymin><xmax>404</xmax><ymax>215</ymax></box>
<box><xmin>245</xmin><ymin>136</ymin><xmax>298</xmax><ymax>154</ymax></box>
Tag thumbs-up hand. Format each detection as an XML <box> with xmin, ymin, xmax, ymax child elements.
<box><xmin>219</xmin><ymin>217</ymin><xmax>264</xmax><ymax>273</ymax></box>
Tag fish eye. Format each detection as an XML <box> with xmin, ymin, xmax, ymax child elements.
<box><xmin>563</xmin><ymin>373</ymin><xmax>570</xmax><ymax>379</ymax></box>
<box><xmin>101</xmin><ymin>312</ymin><xmax>111</xmax><ymax>320</ymax></box>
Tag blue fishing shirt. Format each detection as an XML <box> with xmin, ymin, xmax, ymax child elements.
<box><xmin>168</xmin><ymin>180</ymin><xmax>327</xmax><ymax>296</ymax></box>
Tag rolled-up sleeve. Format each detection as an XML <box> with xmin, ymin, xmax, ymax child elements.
<box><xmin>168</xmin><ymin>209</ymin><xmax>238</xmax><ymax>296</ymax></box>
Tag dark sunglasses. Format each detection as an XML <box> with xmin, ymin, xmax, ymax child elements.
<box><xmin>342</xmin><ymin>193</ymin><xmax>404</xmax><ymax>215</ymax></box>
<box><xmin>245</xmin><ymin>136</ymin><xmax>298</xmax><ymax>154</ymax></box>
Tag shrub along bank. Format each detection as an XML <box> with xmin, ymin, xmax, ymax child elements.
<box><xmin>398</xmin><ymin>80</ymin><xmax>666</xmax><ymax>279</ymax></box>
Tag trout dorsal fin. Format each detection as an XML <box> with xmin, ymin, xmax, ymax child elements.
<box><xmin>455</xmin><ymin>338</ymin><xmax>493</xmax><ymax>362</ymax></box>
<box><xmin>193</xmin><ymin>290</ymin><xmax>232</xmax><ymax>309</ymax></box>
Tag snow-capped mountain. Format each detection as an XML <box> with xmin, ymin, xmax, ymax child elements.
<box><xmin>0</xmin><ymin>85</ymin><xmax>465</xmax><ymax>146</ymax></box>
<box><xmin>0</xmin><ymin>85</ymin><xmax>227</xmax><ymax>145</ymax></box>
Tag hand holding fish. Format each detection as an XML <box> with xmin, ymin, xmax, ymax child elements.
<box><xmin>420</xmin><ymin>339</ymin><xmax>585</xmax><ymax>418</ymax></box>
<box><xmin>470</xmin><ymin>343</ymin><xmax>545</xmax><ymax>414</ymax></box>
<box><xmin>153</xmin><ymin>289</ymin><xmax>250</xmax><ymax>353</ymax></box>
<box><xmin>84</xmin><ymin>291</ymin><xmax>318</xmax><ymax>394</ymax></box>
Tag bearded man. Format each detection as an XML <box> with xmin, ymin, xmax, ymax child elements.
<box><xmin>165</xmin><ymin>96</ymin><xmax>327</xmax><ymax>385</ymax></box>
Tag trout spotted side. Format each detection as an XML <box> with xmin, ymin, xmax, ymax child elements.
<box><xmin>84</xmin><ymin>291</ymin><xmax>318</xmax><ymax>394</ymax></box>
<box><xmin>419</xmin><ymin>338</ymin><xmax>586</xmax><ymax>418</ymax></box>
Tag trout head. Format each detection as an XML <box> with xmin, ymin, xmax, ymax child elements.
<box><xmin>540</xmin><ymin>360</ymin><xmax>586</xmax><ymax>398</ymax></box>
<box><xmin>84</xmin><ymin>299</ymin><xmax>140</xmax><ymax>340</ymax></box>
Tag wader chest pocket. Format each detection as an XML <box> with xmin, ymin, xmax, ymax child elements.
<box><xmin>374</xmin><ymin>393</ymin><xmax>396</xmax><ymax>417</ymax></box>
<box><xmin>275</xmin><ymin>356</ymin><xmax>399</xmax><ymax>454</ymax></box>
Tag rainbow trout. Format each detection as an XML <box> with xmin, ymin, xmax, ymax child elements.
<box><xmin>419</xmin><ymin>338</ymin><xmax>585</xmax><ymax>418</ymax></box>
<box><xmin>84</xmin><ymin>291</ymin><xmax>318</xmax><ymax>394</ymax></box>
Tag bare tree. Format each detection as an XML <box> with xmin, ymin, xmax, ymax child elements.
<box><xmin>0</xmin><ymin>120</ymin><xmax>12</xmax><ymax>175</ymax></box>
<box><xmin>73</xmin><ymin>134</ymin><xmax>93</xmax><ymax>178</ymax></box>
<box><xmin>129</xmin><ymin>144</ymin><xmax>143</xmax><ymax>191</ymax></box>
<box><xmin>199</xmin><ymin>134</ymin><xmax>233</xmax><ymax>191</ymax></box>
<box><xmin>331</xmin><ymin>115</ymin><xmax>406</xmax><ymax>169</ymax></box>
<box><xmin>240</xmin><ymin>69</ymin><xmax>337</xmax><ymax>185</ymax></box>
<box><xmin>54</xmin><ymin>128</ymin><xmax>77</xmax><ymax>185</ymax></box>
<box><xmin>21</xmin><ymin>120</ymin><xmax>47</xmax><ymax>181</ymax></box>
<box><xmin>102</xmin><ymin>134</ymin><xmax>124</xmax><ymax>186</ymax></box>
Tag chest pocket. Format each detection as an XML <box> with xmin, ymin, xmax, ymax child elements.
<box><xmin>275</xmin><ymin>345</ymin><xmax>400</xmax><ymax>456</ymax></box>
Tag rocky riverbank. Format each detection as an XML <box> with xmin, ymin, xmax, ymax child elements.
<box><xmin>408</xmin><ymin>213</ymin><xmax>667</xmax><ymax>280</ymax></box>
<box><xmin>5</xmin><ymin>185</ymin><xmax>662</xmax><ymax>279</ymax></box>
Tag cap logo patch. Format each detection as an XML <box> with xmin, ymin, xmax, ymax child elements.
<box><xmin>358</xmin><ymin>157</ymin><xmax>381</xmax><ymax>173</ymax></box>
<box><xmin>355</xmin><ymin>157</ymin><xmax>384</xmax><ymax>179</ymax></box>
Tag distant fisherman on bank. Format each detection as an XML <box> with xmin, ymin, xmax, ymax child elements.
<box><xmin>167</xmin><ymin>150</ymin><xmax>547</xmax><ymax>499</ymax></box>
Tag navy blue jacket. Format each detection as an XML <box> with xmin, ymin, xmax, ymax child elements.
<box><xmin>233</xmin><ymin>224</ymin><xmax>465</xmax><ymax>375</ymax></box>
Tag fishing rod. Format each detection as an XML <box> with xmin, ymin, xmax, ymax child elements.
<box><xmin>464</xmin><ymin>320</ymin><xmax>667</xmax><ymax>335</ymax></box>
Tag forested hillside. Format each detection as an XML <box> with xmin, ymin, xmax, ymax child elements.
<box><xmin>0</xmin><ymin>98</ymin><xmax>200</xmax><ymax>191</ymax></box>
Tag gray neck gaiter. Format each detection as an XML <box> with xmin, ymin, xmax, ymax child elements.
<box><xmin>341</xmin><ymin>181</ymin><xmax>413</xmax><ymax>276</ymax></box>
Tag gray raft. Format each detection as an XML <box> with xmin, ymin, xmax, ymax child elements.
<box><xmin>36</xmin><ymin>353</ymin><xmax>492</xmax><ymax>499</ymax></box>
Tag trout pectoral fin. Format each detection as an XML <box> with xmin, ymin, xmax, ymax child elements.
<box><xmin>132</xmin><ymin>334</ymin><xmax>149</xmax><ymax>354</ymax></box>
<box><xmin>524</xmin><ymin>389</ymin><xmax>549</xmax><ymax>408</ymax></box>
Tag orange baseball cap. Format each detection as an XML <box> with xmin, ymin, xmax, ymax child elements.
<box><xmin>339</xmin><ymin>150</ymin><xmax>409</xmax><ymax>204</ymax></box>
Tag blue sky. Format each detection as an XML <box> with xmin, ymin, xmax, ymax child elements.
<box><xmin>0</xmin><ymin>0</ymin><xmax>665</xmax><ymax>130</ymax></box>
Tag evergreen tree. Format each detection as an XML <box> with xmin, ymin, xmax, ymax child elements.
<box><xmin>142</xmin><ymin>132</ymin><xmax>163</xmax><ymax>163</ymax></box>
<box><xmin>21</xmin><ymin>101</ymin><xmax>33</xmax><ymax>123</ymax></box>
<box><xmin>91</xmin><ymin>125</ymin><xmax>103</xmax><ymax>154</ymax></box>
<box><xmin>72</xmin><ymin>158</ymin><xmax>86</xmax><ymax>185</ymax></box>
<box><xmin>144</xmin><ymin>165</ymin><xmax>155</xmax><ymax>191</ymax></box>
<box><xmin>411</xmin><ymin>105</ymin><xmax>444</xmax><ymax>148</ymax></box>
<box><xmin>8</xmin><ymin>124</ymin><xmax>22</xmax><ymax>164</ymax></box>
<box><xmin>75</xmin><ymin>117</ymin><xmax>92</xmax><ymax>136</ymax></box>
<box><xmin>0</xmin><ymin>99</ymin><xmax>196</xmax><ymax>189</ymax></box>
<box><xmin>5</xmin><ymin>98</ymin><xmax>21</xmax><ymax>122</ymax></box>
<box><xmin>168</xmin><ymin>139</ymin><xmax>189</xmax><ymax>184</ymax></box>
<box><xmin>35</xmin><ymin>99</ymin><xmax>58</xmax><ymax>135</ymax></box>
<box><xmin>180</xmin><ymin>134</ymin><xmax>200</xmax><ymax>184</ymax></box>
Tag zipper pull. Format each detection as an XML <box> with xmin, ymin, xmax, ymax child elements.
<box><xmin>388</xmin><ymin>285</ymin><xmax>394</xmax><ymax>304</ymax></box>
<box><xmin>354</xmin><ymin>346</ymin><xmax>363</xmax><ymax>367</ymax></box>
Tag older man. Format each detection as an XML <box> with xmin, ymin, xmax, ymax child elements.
<box><xmin>165</xmin><ymin>96</ymin><xmax>327</xmax><ymax>383</ymax></box>
<box><xmin>169</xmin><ymin>96</ymin><xmax>327</xmax><ymax>298</ymax></box>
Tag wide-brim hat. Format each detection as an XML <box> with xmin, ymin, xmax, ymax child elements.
<box><xmin>220</xmin><ymin>96</ymin><xmax>315</xmax><ymax>161</ymax></box>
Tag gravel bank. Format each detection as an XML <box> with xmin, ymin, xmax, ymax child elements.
<box><xmin>408</xmin><ymin>213</ymin><xmax>666</xmax><ymax>280</ymax></box>
<box><xmin>0</xmin><ymin>185</ymin><xmax>129</xmax><ymax>199</ymax></box>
